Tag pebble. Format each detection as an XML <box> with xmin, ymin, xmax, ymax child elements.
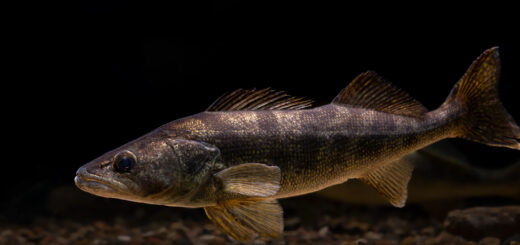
<box><xmin>424</xmin><ymin>231</ymin><xmax>476</xmax><ymax>245</ymax></box>
<box><xmin>145</xmin><ymin>236</ymin><xmax>164</xmax><ymax>244</ymax></box>
<box><xmin>478</xmin><ymin>237</ymin><xmax>500</xmax><ymax>245</ymax></box>
<box><xmin>375</xmin><ymin>240</ymin><xmax>395</xmax><ymax>245</ymax></box>
<box><xmin>117</xmin><ymin>235</ymin><xmax>131</xmax><ymax>242</ymax></box>
<box><xmin>365</xmin><ymin>231</ymin><xmax>383</xmax><ymax>240</ymax></box>
<box><xmin>253</xmin><ymin>239</ymin><xmax>267</xmax><ymax>245</ymax></box>
<box><xmin>345</xmin><ymin>220</ymin><xmax>370</xmax><ymax>233</ymax></box>
<box><xmin>318</xmin><ymin>226</ymin><xmax>329</xmax><ymax>237</ymax></box>
<box><xmin>199</xmin><ymin>234</ymin><xmax>216</xmax><ymax>242</ymax></box>
<box><xmin>93</xmin><ymin>221</ymin><xmax>109</xmax><ymax>231</ymax></box>
<box><xmin>386</xmin><ymin>217</ymin><xmax>408</xmax><ymax>236</ymax></box>
<box><xmin>444</xmin><ymin>206</ymin><xmax>520</xmax><ymax>241</ymax></box>
<box><xmin>353</xmin><ymin>238</ymin><xmax>368</xmax><ymax>245</ymax></box>
<box><xmin>420</xmin><ymin>226</ymin><xmax>435</xmax><ymax>236</ymax></box>
<box><xmin>400</xmin><ymin>236</ymin><xmax>417</xmax><ymax>245</ymax></box>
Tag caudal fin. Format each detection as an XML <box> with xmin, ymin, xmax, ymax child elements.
<box><xmin>444</xmin><ymin>47</ymin><xmax>520</xmax><ymax>150</ymax></box>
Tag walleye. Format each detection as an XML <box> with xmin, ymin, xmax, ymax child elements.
<box><xmin>75</xmin><ymin>47</ymin><xmax>520</xmax><ymax>242</ymax></box>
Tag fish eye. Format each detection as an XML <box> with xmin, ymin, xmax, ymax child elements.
<box><xmin>113</xmin><ymin>151</ymin><xmax>136</xmax><ymax>173</ymax></box>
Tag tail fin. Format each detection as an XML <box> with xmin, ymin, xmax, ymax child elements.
<box><xmin>444</xmin><ymin>47</ymin><xmax>520</xmax><ymax>150</ymax></box>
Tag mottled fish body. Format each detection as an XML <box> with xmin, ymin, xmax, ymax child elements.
<box><xmin>75</xmin><ymin>48</ymin><xmax>520</xmax><ymax>242</ymax></box>
<box><xmin>169</xmin><ymin>103</ymin><xmax>454</xmax><ymax>200</ymax></box>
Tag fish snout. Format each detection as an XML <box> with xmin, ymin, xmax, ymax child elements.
<box><xmin>75</xmin><ymin>165</ymin><xmax>87</xmax><ymax>177</ymax></box>
<box><xmin>74</xmin><ymin>163</ymin><xmax>131</xmax><ymax>197</ymax></box>
<box><xmin>74</xmin><ymin>165</ymin><xmax>96</xmax><ymax>190</ymax></box>
<box><xmin>74</xmin><ymin>165</ymin><xmax>88</xmax><ymax>187</ymax></box>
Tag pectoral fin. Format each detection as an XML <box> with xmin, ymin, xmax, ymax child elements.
<box><xmin>204</xmin><ymin>199</ymin><xmax>284</xmax><ymax>242</ymax></box>
<box><xmin>361</xmin><ymin>158</ymin><xmax>414</xmax><ymax>207</ymax></box>
<box><xmin>214</xmin><ymin>163</ymin><xmax>281</xmax><ymax>197</ymax></box>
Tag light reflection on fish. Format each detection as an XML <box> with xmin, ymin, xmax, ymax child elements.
<box><xmin>75</xmin><ymin>47</ymin><xmax>519</xmax><ymax>241</ymax></box>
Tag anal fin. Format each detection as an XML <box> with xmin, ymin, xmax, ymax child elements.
<box><xmin>204</xmin><ymin>199</ymin><xmax>283</xmax><ymax>242</ymax></box>
<box><xmin>361</xmin><ymin>157</ymin><xmax>414</xmax><ymax>207</ymax></box>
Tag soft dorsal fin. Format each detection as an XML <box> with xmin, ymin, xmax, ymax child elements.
<box><xmin>332</xmin><ymin>71</ymin><xmax>427</xmax><ymax>117</ymax></box>
<box><xmin>206</xmin><ymin>88</ymin><xmax>313</xmax><ymax>111</ymax></box>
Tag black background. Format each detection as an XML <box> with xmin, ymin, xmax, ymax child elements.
<box><xmin>5</xmin><ymin>2</ymin><xmax>520</xmax><ymax>222</ymax></box>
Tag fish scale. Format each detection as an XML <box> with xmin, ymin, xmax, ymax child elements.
<box><xmin>169</xmin><ymin>107</ymin><xmax>432</xmax><ymax>198</ymax></box>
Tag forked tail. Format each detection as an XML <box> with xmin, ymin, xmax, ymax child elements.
<box><xmin>444</xmin><ymin>47</ymin><xmax>520</xmax><ymax>150</ymax></box>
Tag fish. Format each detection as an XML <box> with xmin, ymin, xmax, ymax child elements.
<box><xmin>316</xmin><ymin>141</ymin><xmax>520</xmax><ymax>204</ymax></box>
<box><xmin>75</xmin><ymin>47</ymin><xmax>520</xmax><ymax>242</ymax></box>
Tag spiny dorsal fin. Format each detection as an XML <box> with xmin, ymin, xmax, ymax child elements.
<box><xmin>361</xmin><ymin>157</ymin><xmax>414</xmax><ymax>208</ymax></box>
<box><xmin>206</xmin><ymin>88</ymin><xmax>313</xmax><ymax>111</ymax></box>
<box><xmin>332</xmin><ymin>71</ymin><xmax>427</xmax><ymax>117</ymax></box>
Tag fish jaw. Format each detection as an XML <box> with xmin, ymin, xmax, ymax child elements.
<box><xmin>74</xmin><ymin>165</ymin><xmax>137</xmax><ymax>200</ymax></box>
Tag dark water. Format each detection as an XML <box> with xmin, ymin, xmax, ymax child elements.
<box><xmin>5</xmin><ymin>2</ymin><xmax>520</xmax><ymax>244</ymax></box>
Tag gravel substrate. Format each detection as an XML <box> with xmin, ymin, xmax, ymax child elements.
<box><xmin>1</xmin><ymin>187</ymin><xmax>519</xmax><ymax>245</ymax></box>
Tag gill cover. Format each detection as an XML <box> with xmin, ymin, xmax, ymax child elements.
<box><xmin>168</xmin><ymin>139</ymin><xmax>221</xmax><ymax>202</ymax></box>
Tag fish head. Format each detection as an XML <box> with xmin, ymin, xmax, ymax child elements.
<box><xmin>75</xmin><ymin>133</ymin><xmax>220</xmax><ymax>206</ymax></box>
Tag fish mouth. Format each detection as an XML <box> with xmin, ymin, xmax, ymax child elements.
<box><xmin>74</xmin><ymin>166</ymin><xmax>129</xmax><ymax>197</ymax></box>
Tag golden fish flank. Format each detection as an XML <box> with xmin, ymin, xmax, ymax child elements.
<box><xmin>75</xmin><ymin>47</ymin><xmax>520</xmax><ymax>242</ymax></box>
